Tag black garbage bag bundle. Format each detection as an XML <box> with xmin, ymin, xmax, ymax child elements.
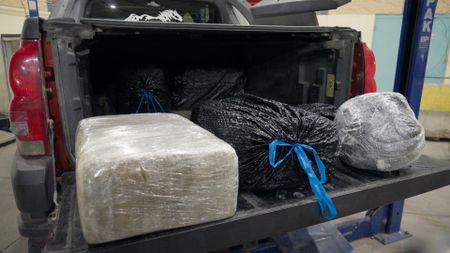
<box><xmin>191</xmin><ymin>94</ymin><xmax>338</xmax><ymax>219</ymax></box>
<box><xmin>191</xmin><ymin>94</ymin><xmax>338</xmax><ymax>190</ymax></box>
<box><xmin>335</xmin><ymin>92</ymin><xmax>425</xmax><ymax>171</ymax></box>
<box><xmin>297</xmin><ymin>103</ymin><xmax>337</xmax><ymax>120</ymax></box>
<box><xmin>118</xmin><ymin>66</ymin><xmax>171</xmax><ymax>114</ymax></box>
<box><xmin>172</xmin><ymin>68</ymin><xmax>245</xmax><ymax>110</ymax></box>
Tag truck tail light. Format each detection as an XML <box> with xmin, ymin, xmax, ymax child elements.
<box><xmin>9</xmin><ymin>40</ymin><xmax>50</xmax><ymax>156</ymax></box>
<box><xmin>247</xmin><ymin>0</ymin><xmax>262</xmax><ymax>6</ymax></box>
<box><xmin>350</xmin><ymin>42</ymin><xmax>377</xmax><ymax>97</ymax></box>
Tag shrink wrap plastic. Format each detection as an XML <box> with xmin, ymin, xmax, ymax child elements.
<box><xmin>335</xmin><ymin>92</ymin><xmax>425</xmax><ymax>171</ymax></box>
<box><xmin>76</xmin><ymin>113</ymin><xmax>238</xmax><ymax>244</ymax></box>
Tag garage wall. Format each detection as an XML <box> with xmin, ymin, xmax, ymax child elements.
<box><xmin>318</xmin><ymin>0</ymin><xmax>450</xmax><ymax>98</ymax></box>
<box><xmin>370</xmin><ymin>14</ymin><xmax>450</xmax><ymax>92</ymax></box>
<box><xmin>317</xmin><ymin>14</ymin><xmax>375</xmax><ymax>46</ymax></box>
<box><xmin>318</xmin><ymin>0</ymin><xmax>450</xmax><ymax>138</ymax></box>
<box><xmin>0</xmin><ymin>0</ymin><xmax>49</xmax><ymax>15</ymax></box>
<box><xmin>329</xmin><ymin>0</ymin><xmax>450</xmax><ymax>15</ymax></box>
<box><xmin>0</xmin><ymin>6</ymin><xmax>26</xmax><ymax>115</ymax></box>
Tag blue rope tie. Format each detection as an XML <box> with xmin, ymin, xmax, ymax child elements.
<box><xmin>269</xmin><ymin>140</ymin><xmax>337</xmax><ymax>220</ymax></box>
<box><xmin>136</xmin><ymin>90</ymin><xmax>165</xmax><ymax>113</ymax></box>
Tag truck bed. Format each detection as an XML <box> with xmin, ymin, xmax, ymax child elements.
<box><xmin>44</xmin><ymin>155</ymin><xmax>450</xmax><ymax>253</ymax></box>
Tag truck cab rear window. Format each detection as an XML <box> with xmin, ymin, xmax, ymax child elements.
<box><xmin>85</xmin><ymin>0</ymin><xmax>221</xmax><ymax>23</ymax></box>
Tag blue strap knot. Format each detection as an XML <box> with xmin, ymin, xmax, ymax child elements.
<box><xmin>269</xmin><ymin>140</ymin><xmax>337</xmax><ymax>220</ymax></box>
<box><xmin>136</xmin><ymin>89</ymin><xmax>165</xmax><ymax>113</ymax></box>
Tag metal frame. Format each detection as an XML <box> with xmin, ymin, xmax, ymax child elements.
<box><xmin>337</xmin><ymin>201</ymin><xmax>411</xmax><ymax>244</ymax></box>
<box><xmin>335</xmin><ymin>0</ymin><xmax>439</xmax><ymax>246</ymax></box>
<box><xmin>27</xmin><ymin>0</ymin><xmax>40</xmax><ymax>17</ymax></box>
<box><xmin>394</xmin><ymin>0</ymin><xmax>438</xmax><ymax>117</ymax></box>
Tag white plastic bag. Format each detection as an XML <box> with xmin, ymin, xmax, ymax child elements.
<box><xmin>335</xmin><ymin>92</ymin><xmax>425</xmax><ymax>171</ymax></box>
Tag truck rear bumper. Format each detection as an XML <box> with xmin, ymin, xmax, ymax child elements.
<box><xmin>11</xmin><ymin>151</ymin><xmax>55</xmax><ymax>239</ymax></box>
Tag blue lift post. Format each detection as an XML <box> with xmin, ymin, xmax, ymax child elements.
<box><xmin>27</xmin><ymin>0</ymin><xmax>40</xmax><ymax>17</ymax></box>
<box><xmin>394</xmin><ymin>0</ymin><xmax>438</xmax><ymax>114</ymax></box>
<box><xmin>337</xmin><ymin>0</ymin><xmax>438</xmax><ymax>246</ymax></box>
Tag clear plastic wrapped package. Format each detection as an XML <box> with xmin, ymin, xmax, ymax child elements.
<box><xmin>75</xmin><ymin>113</ymin><xmax>238</xmax><ymax>244</ymax></box>
<box><xmin>335</xmin><ymin>92</ymin><xmax>425</xmax><ymax>171</ymax></box>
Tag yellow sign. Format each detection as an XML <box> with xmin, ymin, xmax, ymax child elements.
<box><xmin>421</xmin><ymin>85</ymin><xmax>450</xmax><ymax>112</ymax></box>
<box><xmin>326</xmin><ymin>74</ymin><xmax>335</xmax><ymax>97</ymax></box>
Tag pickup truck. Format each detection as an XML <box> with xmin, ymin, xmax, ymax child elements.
<box><xmin>8</xmin><ymin>0</ymin><xmax>419</xmax><ymax>252</ymax></box>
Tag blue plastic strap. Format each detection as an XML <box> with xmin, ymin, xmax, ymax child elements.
<box><xmin>153</xmin><ymin>97</ymin><xmax>165</xmax><ymax>112</ymax></box>
<box><xmin>146</xmin><ymin>92</ymin><xmax>151</xmax><ymax>112</ymax></box>
<box><xmin>149</xmin><ymin>94</ymin><xmax>157</xmax><ymax>112</ymax></box>
<box><xmin>135</xmin><ymin>90</ymin><xmax>165</xmax><ymax>113</ymax></box>
<box><xmin>269</xmin><ymin>140</ymin><xmax>337</xmax><ymax>220</ymax></box>
<box><xmin>136</xmin><ymin>92</ymin><xmax>146</xmax><ymax>113</ymax></box>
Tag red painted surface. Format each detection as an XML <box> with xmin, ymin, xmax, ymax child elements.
<box><xmin>362</xmin><ymin>42</ymin><xmax>377</xmax><ymax>94</ymax></box>
<box><xmin>247</xmin><ymin>0</ymin><xmax>262</xmax><ymax>6</ymax></box>
<box><xmin>351</xmin><ymin>42</ymin><xmax>377</xmax><ymax>97</ymax></box>
<box><xmin>43</xmin><ymin>38</ymin><xmax>74</xmax><ymax>174</ymax></box>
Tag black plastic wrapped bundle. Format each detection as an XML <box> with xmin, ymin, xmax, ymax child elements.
<box><xmin>172</xmin><ymin>69</ymin><xmax>245</xmax><ymax>110</ymax></box>
<box><xmin>118</xmin><ymin>66</ymin><xmax>171</xmax><ymax>114</ymax></box>
<box><xmin>297</xmin><ymin>103</ymin><xmax>337</xmax><ymax>121</ymax></box>
<box><xmin>191</xmin><ymin>94</ymin><xmax>338</xmax><ymax>191</ymax></box>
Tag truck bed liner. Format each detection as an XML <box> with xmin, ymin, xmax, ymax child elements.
<box><xmin>44</xmin><ymin>155</ymin><xmax>450</xmax><ymax>253</ymax></box>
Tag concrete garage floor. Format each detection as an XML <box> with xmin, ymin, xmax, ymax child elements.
<box><xmin>0</xmin><ymin>135</ymin><xmax>449</xmax><ymax>252</ymax></box>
